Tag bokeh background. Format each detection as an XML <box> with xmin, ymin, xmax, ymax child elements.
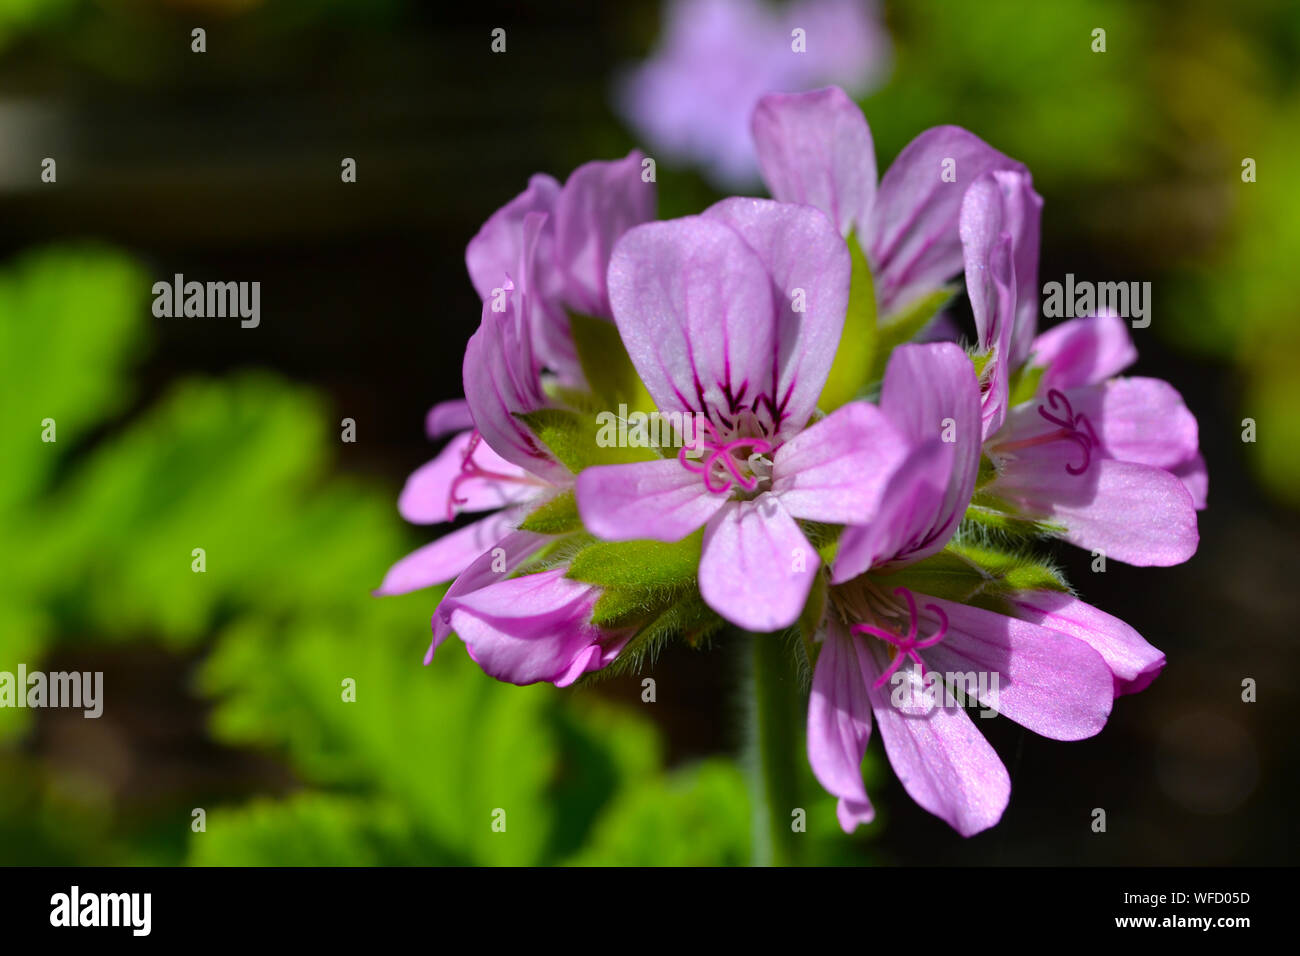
<box><xmin>1</xmin><ymin>0</ymin><xmax>1296</xmax><ymax>865</ymax></box>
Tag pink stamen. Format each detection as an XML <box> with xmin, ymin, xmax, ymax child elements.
<box><xmin>851</xmin><ymin>587</ymin><xmax>950</xmax><ymax>690</ymax></box>
<box><xmin>445</xmin><ymin>430</ymin><xmax>539</xmax><ymax>520</ymax></box>
<box><xmin>678</xmin><ymin>418</ymin><xmax>773</xmax><ymax>495</ymax></box>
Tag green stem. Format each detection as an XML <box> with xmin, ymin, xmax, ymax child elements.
<box><xmin>748</xmin><ymin>634</ymin><xmax>804</xmax><ymax>867</ymax></box>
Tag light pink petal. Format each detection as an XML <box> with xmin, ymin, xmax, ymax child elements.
<box><xmin>807</xmin><ymin>620</ymin><xmax>875</xmax><ymax>832</ymax></box>
<box><xmin>554</xmin><ymin>151</ymin><xmax>656</xmax><ymax>318</ymax></box>
<box><xmin>607</xmin><ymin>216</ymin><xmax>777</xmax><ymax>425</ymax></box>
<box><xmin>1065</xmin><ymin>378</ymin><xmax>1199</xmax><ymax>471</ymax></box>
<box><xmin>751</xmin><ymin>86</ymin><xmax>876</xmax><ymax>238</ymax></box>
<box><xmin>832</xmin><ymin>438</ymin><xmax>954</xmax><ymax>582</ymax></box>
<box><xmin>445</xmin><ymin>569</ymin><xmax>613</xmax><ymax>686</ymax></box>
<box><xmin>575</xmin><ymin>457</ymin><xmax>726</xmax><ymax>542</ymax></box>
<box><xmin>959</xmin><ymin>177</ymin><xmax>1017</xmax><ymax>438</ymax></box>
<box><xmin>1172</xmin><ymin>452</ymin><xmax>1208</xmax><ymax>510</ymax></box>
<box><xmin>989</xmin><ymin>453</ymin><xmax>1199</xmax><ymax>566</ymax></box>
<box><xmin>465</xmin><ymin>173</ymin><xmax>560</xmax><ymax>305</ymax></box>
<box><xmin>877</xmin><ymin>342</ymin><xmax>982</xmax><ymax>558</ymax></box>
<box><xmin>374</xmin><ymin>510</ymin><xmax>521</xmax><ymax>598</ymax></box>
<box><xmin>398</xmin><ymin>431</ymin><xmax>536</xmax><ymax>524</ymax></box>
<box><xmin>868</xmin><ymin>125</ymin><xmax>1025</xmax><ymax>315</ymax></box>
<box><xmin>425</xmin><ymin>399</ymin><xmax>473</xmax><ymax>440</ymax></box>
<box><xmin>917</xmin><ymin>595</ymin><xmax>1114</xmax><ymax>741</ymax></box>
<box><xmin>698</xmin><ymin>496</ymin><xmax>819</xmax><ymax>632</ymax></box>
<box><xmin>462</xmin><ymin>257</ymin><xmax>569</xmax><ymax>485</ymax></box>
<box><xmin>863</xmin><ymin>644</ymin><xmax>1010</xmax><ymax>837</ymax></box>
<box><xmin>427</xmin><ymin>528</ymin><xmax>547</xmax><ymax>663</ymax></box>
<box><xmin>1010</xmin><ymin>591</ymin><xmax>1165</xmax><ymax>696</ymax></box>
<box><xmin>1031</xmin><ymin>313</ymin><xmax>1137</xmax><ymax>392</ymax></box>
<box><xmin>704</xmin><ymin>197</ymin><xmax>850</xmax><ymax>433</ymax></box>
<box><xmin>771</xmin><ymin>400</ymin><xmax>908</xmax><ymax>524</ymax></box>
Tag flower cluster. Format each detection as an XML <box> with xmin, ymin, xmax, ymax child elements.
<box><xmin>378</xmin><ymin>87</ymin><xmax>1204</xmax><ymax>836</ymax></box>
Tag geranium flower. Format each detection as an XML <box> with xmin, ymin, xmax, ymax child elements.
<box><xmin>809</xmin><ymin>342</ymin><xmax>1121</xmax><ymax>835</ymax></box>
<box><xmin>575</xmin><ymin>199</ymin><xmax>911</xmax><ymax>632</ymax></box>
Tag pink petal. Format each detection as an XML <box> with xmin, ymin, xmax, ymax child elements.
<box><xmin>990</xmin><ymin>453</ymin><xmax>1199</xmax><ymax>566</ymax></box>
<box><xmin>1172</xmin><ymin>452</ymin><xmax>1208</xmax><ymax>510</ymax></box>
<box><xmin>425</xmin><ymin>399</ymin><xmax>473</xmax><ymax>440</ymax></box>
<box><xmin>575</xmin><ymin>457</ymin><xmax>726</xmax><ymax>542</ymax></box>
<box><xmin>807</xmin><ymin>620</ymin><xmax>876</xmax><ymax>832</ymax></box>
<box><xmin>1010</xmin><ymin>591</ymin><xmax>1165</xmax><ymax>696</ymax></box>
<box><xmin>465</xmin><ymin>173</ymin><xmax>560</xmax><ymax>305</ymax></box>
<box><xmin>877</xmin><ymin>342</ymin><xmax>982</xmax><ymax>558</ymax></box>
<box><xmin>868</xmin><ymin>125</ymin><xmax>1025</xmax><ymax>315</ymax></box>
<box><xmin>554</xmin><ymin>151</ymin><xmax>656</xmax><ymax>318</ymax></box>
<box><xmin>832</xmin><ymin>437</ymin><xmax>954</xmax><ymax>582</ymax></box>
<box><xmin>960</xmin><ymin>178</ymin><xmax>1017</xmax><ymax>438</ymax></box>
<box><xmin>751</xmin><ymin>86</ymin><xmax>877</xmax><ymax>238</ymax></box>
<box><xmin>863</xmin><ymin>645</ymin><xmax>1010</xmax><ymax>837</ymax></box>
<box><xmin>1066</xmin><ymin>378</ymin><xmax>1199</xmax><ymax>471</ymax></box>
<box><xmin>374</xmin><ymin>510</ymin><xmax>521</xmax><ymax>597</ymax></box>
<box><xmin>445</xmin><ymin>569</ymin><xmax>613</xmax><ymax>686</ymax></box>
<box><xmin>771</xmin><ymin>400</ymin><xmax>908</xmax><ymax>524</ymax></box>
<box><xmin>698</xmin><ymin>496</ymin><xmax>820</xmax><ymax>632</ymax></box>
<box><xmin>832</xmin><ymin>434</ymin><xmax>956</xmax><ymax>582</ymax></box>
<box><xmin>1031</xmin><ymin>313</ymin><xmax>1137</xmax><ymax>392</ymax></box>
<box><xmin>704</xmin><ymin>197</ymin><xmax>850</xmax><ymax>433</ymax></box>
<box><xmin>398</xmin><ymin>431</ymin><xmax>535</xmax><ymax>524</ymax></box>
<box><xmin>462</xmin><ymin>264</ymin><xmax>569</xmax><ymax>485</ymax></box>
<box><xmin>606</xmin><ymin>216</ymin><xmax>777</xmax><ymax>424</ymax></box>
<box><xmin>427</xmin><ymin>528</ymin><xmax>548</xmax><ymax>662</ymax></box>
<box><xmin>918</xmin><ymin>595</ymin><xmax>1114</xmax><ymax>741</ymax></box>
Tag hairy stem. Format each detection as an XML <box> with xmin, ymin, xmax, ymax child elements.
<box><xmin>748</xmin><ymin>634</ymin><xmax>804</xmax><ymax>867</ymax></box>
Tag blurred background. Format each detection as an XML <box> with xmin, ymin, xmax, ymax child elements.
<box><xmin>0</xmin><ymin>0</ymin><xmax>1296</xmax><ymax>865</ymax></box>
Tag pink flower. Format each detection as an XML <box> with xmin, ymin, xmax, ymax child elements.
<box><xmin>808</xmin><ymin>343</ymin><xmax>1124</xmax><ymax>835</ymax></box>
<box><xmin>575</xmin><ymin>199</ymin><xmax>912</xmax><ymax>632</ymax></box>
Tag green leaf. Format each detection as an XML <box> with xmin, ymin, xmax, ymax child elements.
<box><xmin>518</xmin><ymin>490</ymin><xmax>582</xmax><ymax>534</ymax></box>
<box><xmin>868</xmin><ymin>284</ymin><xmax>959</xmax><ymax>383</ymax></box>
<box><xmin>563</xmin><ymin>760</ymin><xmax>752</xmax><ymax>866</ymax></box>
<box><xmin>187</xmin><ymin>794</ymin><xmax>459</xmax><ymax>866</ymax></box>
<box><xmin>817</xmin><ymin>233</ymin><xmax>878</xmax><ymax>410</ymax></box>
<box><xmin>517</xmin><ymin>408</ymin><xmax>654</xmax><ymax>472</ymax></box>
<box><xmin>568</xmin><ymin>311</ymin><xmax>656</xmax><ymax>412</ymax></box>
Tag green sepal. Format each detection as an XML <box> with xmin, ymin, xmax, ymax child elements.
<box><xmin>567</xmin><ymin>532</ymin><xmax>703</xmax><ymax>591</ymax></box>
<box><xmin>867</xmin><ymin>284</ymin><xmax>959</xmax><ymax>383</ymax></box>
<box><xmin>1007</xmin><ymin>362</ymin><xmax>1046</xmax><ymax>408</ymax></box>
<box><xmin>586</xmin><ymin>592</ymin><xmax>724</xmax><ymax>681</ymax></box>
<box><xmin>871</xmin><ymin>540</ymin><xmax>1070</xmax><ymax>606</ymax></box>
<box><xmin>517</xmin><ymin>490</ymin><xmax>582</xmax><ymax>535</ymax></box>
<box><xmin>516</xmin><ymin>408</ymin><xmax>654</xmax><ymax>473</ymax></box>
<box><xmin>964</xmin><ymin>495</ymin><xmax>1068</xmax><ymax>537</ymax></box>
<box><xmin>568</xmin><ymin>311</ymin><xmax>657</xmax><ymax>413</ymax></box>
<box><xmin>817</xmin><ymin>232</ymin><xmax>878</xmax><ymax>411</ymax></box>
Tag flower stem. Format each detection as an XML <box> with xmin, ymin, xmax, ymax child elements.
<box><xmin>748</xmin><ymin>634</ymin><xmax>804</xmax><ymax>867</ymax></box>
